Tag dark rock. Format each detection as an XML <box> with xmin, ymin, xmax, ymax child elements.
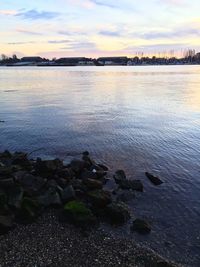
<box><xmin>87</xmin><ymin>190</ymin><xmax>112</xmax><ymax>208</ymax></box>
<box><xmin>106</xmin><ymin>201</ymin><xmax>131</xmax><ymax>224</ymax></box>
<box><xmin>37</xmin><ymin>188</ymin><xmax>62</xmax><ymax>207</ymax></box>
<box><xmin>19</xmin><ymin>197</ymin><xmax>39</xmax><ymax>222</ymax></box>
<box><xmin>60</xmin><ymin>185</ymin><xmax>76</xmax><ymax>203</ymax></box>
<box><xmin>145</xmin><ymin>172</ymin><xmax>163</xmax><ymax>185</ymax></box>
<box><xmin>98</xmin><ymin>164</ymin><xmax>109</xmax><ymax>171</ymax></box>
<box><xmin>63</xmin><ymin>200</ymin><xmax>96</xmax><ymax>226</ymax></box>
<box><xmin>116</xmin><ymin>190</ymin><xmax>135</xmax><ymax>203</ymax></box>
<box><xmin>131</xmin><ymin>219</ymin><xmax>151</xmax><ymax>234</ymax></box>
<box><xmin>12</xmin><ymin>152</ymin><xmax>31</xmax><ymax>169</ymax></box>
<box><xmin>8</xmin><ymin>186</ymin><xmax>24</xmax><ymax>209</ymax></box>
<box><xmin>0</xmin><ymin>166</ymin><xmax>13</xmax><ymax>177</ymax></box>
<box><xmin>114</xmin><ymin>170</ymin><xmax>126</xmax><ymax>183</ymax></box>
<box><xmin>83</xmin><ymin>178</ymin><xmax>103</xmax><ymax>190</ymax></box>
<box><xmin>82</xmin><ymin>151</ymin><xmax>89</xmax><ymax>156</ymax></box>
<box><xmin>56</xmin><ymin>168</ymin><xmax>74</xmax><ymax>180</ymax></box>
<box><xmin>70</xmin><ymin>160</ymin><xmax>86</xmax><ymax>173</ymax></box>
<box><xmin>0</xmin><ymin>178</ymin><xmax>15</xmax><ymax>188</ymax></box>
<box><xmin>70</xmin><ymin>179</ymin><xmax>87</xmax><ymax>192</ymax></box>
<box><xmin>0</xmin><ymin>215</ymin><xmax>13</xmax><ymax>234</ymax></box>
<box><xmin>80</xmin><ymin>170</ymin><xmax>98</xmax><ymax>180</ymax></box>
<box><xmin>0</xmin><ymin>191</ymin><xmax>8</xmax><ymax>214</ymax></box>
<box><xmin>15</xmin><ymin>173</ymin><xmax>46</xmax><ymax>196</ymax></box>
<box><xmin>34</xmin><ymin>158</ymin><xmax>63</xmax><ymax>177</ymax></box>
<box><xmin>117</xmin><ymin>179</ymin><xmax>143</xmax><ymax>192</ymax></box>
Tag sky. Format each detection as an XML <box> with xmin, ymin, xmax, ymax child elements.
<box><xmin>0</xmin><ymin>0</ymin><xmax>200</xmax><ymax>58</ymax></box>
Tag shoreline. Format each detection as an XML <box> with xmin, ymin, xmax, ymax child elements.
<box><xmin>0</xmin><ymin>209</ymin><xmax>180</xmax><ymax>267</ymax></box>
<box><xmin>0</xmin><ymin>150</ymin><xmax>181</xmax><ymax>266</ymax></box>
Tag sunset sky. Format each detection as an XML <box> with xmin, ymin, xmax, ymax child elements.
<box><xmin>0</xmin><ymin>0</ymin><xmax>200</xmax><ymax>58</ymax></box>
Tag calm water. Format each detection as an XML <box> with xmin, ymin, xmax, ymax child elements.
<box><xmin>0</xmin><ymin>66</ymin><xmax>200</xmax><ymax>266</ymax></box>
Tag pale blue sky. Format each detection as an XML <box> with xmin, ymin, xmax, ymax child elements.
<box><xmin>0</xmin><ymin>0</ymin><xmax>200</xmax><ymax>58</ymax></box>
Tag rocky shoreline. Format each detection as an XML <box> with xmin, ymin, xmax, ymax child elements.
<box><xmin>0</xmin><ymin>150</ymin><xmax>179</xmax><ymax>266</ymax></box>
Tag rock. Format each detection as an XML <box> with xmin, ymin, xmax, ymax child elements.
<box><xmin>34</xmin><ymin>158</ymin><xmax>63</xmax><ymax>176</ymax></box>
<box><xmin>117</xmin><ymin>179</ymin><xmax>143</xmax><ymax>192</ymax></box>
<box><xmin>63</xmin><ymin>200</ymin><xmax>96</xmax><ymax>226</ymax></box>
<box><xmin>15</xmin><ymin>173</ymin><xmax>46</xmax><ymax>196</ymax></box>
<box><xmin>19</xmin><ymin>197</ymin><xmax>39</xmax><ymax>222</ymax></box>
<box><xmin>80</xmin><ymin>170</ymin><xmax>98</xmax><ymax>180</ymax></box>
<box><xmin>0</xmin><ymin>178</ymin><xmax>15</xmax><ymax>188</ymax></box>
<box><xmin>70</xmin><ymin>160</ymin><xmax>86</xmax><ymax>173</ymax></box>
<box><xmin>56</xmin><ymin>168</ymin><xmax>74</xmax><ymax>180</ymax></box>
<box><xmin>0</xmin><ymin>215</ymin><xmax>13</xmax><ymax>234</ymax></box>
<box><xmin>82</xmin><ymin>151</ymin><xmax>89</xmax><ymax>156</ymax></box>
<box><xmin>0</xmin><ymin>166</ymin><xmax>13</xmax><ymax>177</ymax></box>
<box><xmin>145</xmin><ymin>172</ymin><xmax>163</xmax><ymax>185</ymax></box>
<box><xmin>116</xmin><ymin>190</ymin><xmax>135</xmax><ymax>203</ymax></box>
<box><xmin>114</xmin><ymin>170</ymin><xmax>126</xmax><ymax>183</ymax></box>
<box><xmin>87</xmin><ymin>190</ymin><xmax>112</xmax><ymax>208</ymax></box>
<box><xmin>12</xmin><ymin>152</ymin><xmax>31</xmax><ymax>169</ymax></box>
<box><xmin>98</xmin><ymin>164</ymin><xmax>109</xmax><ymax>171</ymax></box>
<box><xmin>83</xmin><ymin>178</ymin><xmax>103</xmax><ymax>190</ymax></box>
<box><xmin>60</xmin><ymin>185</ymin><xmax>76</xmax><ymax>203</ymax></box>
<box><xmin>70</xmin><ymin>179</ymin><xmax>87</xmax><ymax>192</ymax></box>
<box><xmin>8</xmin><ymin>186</ymin><xmax>24</xmax><ymax>209</ymax></box>
<box><xmin>0</xmin><ymin>191</ymin><xmax>8</xmax><ymax>214</ymax></box>
<box><xmin>131</xmin><ymin>219</ymin><xmax>151</xmax><ymax>234</ymax></box>
<box><xmin>106</xmin><ymin>202</ymin><xmax>131</xmax><ymax>224</ymax></box>
<box><xmin>37</xmin><ymin>188</ymin><xmax>62</xmax><ymax>207</ymax></box>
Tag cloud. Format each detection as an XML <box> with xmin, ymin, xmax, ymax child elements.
<box><xmin>138</xmin><ymin>26</ymin><xmax>200</xmax><ymax>40</ymax></box>
<box><xmin>61</xmin><ymin>40</ymin><xmax>97</xmax><ymax>50</ymax></box>
<box><xmin>7</xmin><ymin>41</ymin><xmax>36</xmax><ymax>45</ymax></box>
<box><xmin>48</xmin><ymin>40</ymin><xmax>72</xmax><ymax>44</ymax></box>
<box><xmin>90</xmin><ymin>0</ymin><xmax>118</xmax><ymax>8</ymax></box>
<box><xmin>15</xmin><ymin>9</ymin><xmax>61</xmax><ymax>20</ymax></box>
<box><xmin>16</xmin><ymin>29</ymin><xmax>43</xmax><ymax>35</ymax></box>
<box><xmin>99</xmin><ymin>30</ymin><xmax>121</xmax><ymax>37</ymax></box>
<box><xmin>0</xmin><ymin>10</ymin><xmax>17</xmax><ymax>15</ymax></box>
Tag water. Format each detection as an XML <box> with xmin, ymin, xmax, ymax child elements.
<box><xmin>0</xmin><ymin>66</ymin><xmax>200</xmax><ymax>266</ymax></box>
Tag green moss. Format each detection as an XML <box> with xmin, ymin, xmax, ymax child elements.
<box><xmin>64</xmin><ymin>201</ymin><xmax>91</xmax><ymax>215</ymax></box>
<box><xmin>64</xmin><ymin>201</ymin><xmax>95</xmax><ymax>225</ymax></box>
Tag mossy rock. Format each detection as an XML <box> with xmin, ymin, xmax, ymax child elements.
<box><xmin>87</xmin><ymin>190</ymin><xmax>112</xmax><ymax>208</ymax></box>
<box><xmin>105</xmin><ymin>201</ymin><xmax>131</xmax><ymax>225</ymax></box>
<box><xmin>64</xmin><ymin>200</ymin><xmax>96</xmax><ymax>226</ymax></box>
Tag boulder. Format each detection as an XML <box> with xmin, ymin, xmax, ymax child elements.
<box><xmin>63</xmin><ymin>200</ymin><xmax>96</xmax><ymax>226</ymax></box>
<box><xmin>0</xmin><ymin>178</ymin><xmax>15</xmax><ymax>188</ymax></box>
<box><xmin>106</xmin><ymin>201</ymin><xmax>131</xmax><ymax>224</ymax></box>
<box><xmin>80</xmin><ymin>170</ymin><xmax>98</xmax><ymax>180</ymax></box>
<box><xmin>145</xmin><ymin>172</ymin><xmax>163</xmax><ymax>185</ymax></box>
<box><xmin>117</xmin><ymin>179</ymin><xmax>143</xmax><ymax>192</ymax></box>
<box><xmin>19</xmin><ymin>197</ymin><xmax>39</xmax><ymax>222</ymax></box>
<box><xmin>114</xmin><ymin>170</ymin><xmax>126</xmax><ymax>183</ymax></box>
<box><xmin>83</xmin><ymin>178</ymin><xmax>103</xmax><ymax>190</ymax></box>
<box><xmin>131</xmin><ymin>219</ymin><xmax>151</xmax><ymax>234</ymax></box>
<box><xmin>60</xmin><ymin>185</ymin><xmax>76</xmax><ymax>203</ymax></box>
<box><xmin>0</xmin><ymin>215</ymin><xmax>13</xmax><ymax>234</ymax></box>
<box><xmin>116</xmin><ymin>190</ymin><xmax>135</xmax><ymax>203</ymax></box>
<box><xmin>87</xmin><ymin>190</ymin><xmax>112</xmax><ymax>208</ymax></box>
<box><xmin>37</xmin><ymin>188</ymin><xmax>62</xmax><ymax>207</ymax></box>
<box><xmin>34</xmin><ymin>158</ymin><xmax>63</xmax><ymax>177</ymax></box>
<box><xmin>70</xmin><ymin>159</ymin><xmax>86</xmax><ymax>174</ymax></box>
<box><xmin>15</xmin><ymin>173</ymin><xmax>46</xmax><ymax>196</ymax></box>
<box><xmin>12</xmin><ymin>152</ymin><xmax>31</xmax><ymax>169</ymax></box>
<box><xmin>8</xmin><ymin>186</ymin><xmax>24</xmax><ymax>209</ymax></box>
<box><xmin>98</xmin><ymin>164</ymin><xmax>109</xmax><ymax>171</ymax></box>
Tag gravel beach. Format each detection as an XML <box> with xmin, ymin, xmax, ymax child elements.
<box><xmin>0</xmin><ymin>210</ymin><xmax>180</xmax><ymax>267</ymax></box>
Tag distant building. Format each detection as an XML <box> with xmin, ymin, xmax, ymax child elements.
<box><xmin>97</xmin><ymin>57</ymin><xmax>128</xmax><ymax>65</ymax></box>
<box><xmin>21</xmin><ymin>57</ymin><xmax>43</xmax><ymax>63</ymax></box>
<box><xmin>55</xmin><ymin>57</ymin><xmax>94</xmax><ymax>66</ymax></box>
